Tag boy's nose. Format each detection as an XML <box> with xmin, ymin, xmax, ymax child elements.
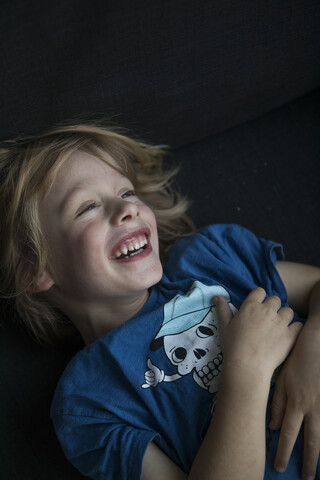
<box><xmin>110</xmin><ymin>199</ymin><xmax>139</xmax><ymax>225</ymax></box>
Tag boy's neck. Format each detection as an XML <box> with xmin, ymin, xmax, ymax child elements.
<box><xmin>81</xmin><ymin>290</ymin><xmax>151</xmax><ymax>345</ymax></box>
<box><xmin>50</xmin><ymin>288</ymin><xmax>151</xmax><ymax>345</ymax></box>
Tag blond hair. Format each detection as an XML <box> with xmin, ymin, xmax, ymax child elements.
<box><xmin>0</xmin><ymin>123</ymin><xmax>195</xmax><ymax>344</ymax></box>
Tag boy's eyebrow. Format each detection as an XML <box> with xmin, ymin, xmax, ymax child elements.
<box><xmin>58</xmin><ymin>182</ymin><xmax>88</xmax><ymax>214</ymax></box>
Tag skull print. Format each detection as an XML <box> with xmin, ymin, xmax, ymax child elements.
<box><xmin>142</xmin><ymin>281</ymin><xmax>237</xmax><ymax>394</ymax></box>
<box><xmin>163</xmin><ymin>307</ymin><xmax>223</xmax><ymax>393</ymax></box>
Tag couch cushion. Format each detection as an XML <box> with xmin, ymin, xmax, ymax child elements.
<box><xmin>174</xmin><ymin>88</ymin><xmax>320</xmax><ymax>267</ymax></box>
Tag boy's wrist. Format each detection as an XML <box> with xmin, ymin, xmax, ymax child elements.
<box><xmin>221</xmin><ymin>360</ymin><xmax>272</xmax><ymax>392</ymax></box>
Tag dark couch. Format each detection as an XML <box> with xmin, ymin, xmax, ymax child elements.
<box><xmin>1</xmin><ymin>2</ymin><xmax>319</xmax><ymax>479</ymax></box>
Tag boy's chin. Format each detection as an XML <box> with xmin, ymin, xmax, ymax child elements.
<box><xmin>137</xmin><ymin>265</ymin><xmax>163</xmax><ymax>291</ymax></box>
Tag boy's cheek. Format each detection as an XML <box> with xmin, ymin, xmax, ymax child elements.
<box><xmin>73</xmin><ymin>223</ymin><xmax>106</xmax><ymax>255</ymax></box>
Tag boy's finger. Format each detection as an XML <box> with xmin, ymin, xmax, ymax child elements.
<box><xmin>263</xmin><ymin>295</ymin><xmax>282</xmax><ymax>310</ymax></box>
<box><xmin>214</xmin><ymin>296</ymin><xmax>234</xmax><ymax>328</ymax></box>
<box><xmin>277</xmin><ymin>306</ymin><xmax>294</xmax><ymax>323</ymax></box>
<box><xmin>288</xmin><ymin>321</ymin><xmax>303</xmax><ymax>340</ymax></box>
<box><xmin>302</xmin><ymin>415</ymin><xmax>320</xmax><ymax>480</ymax></box>
<box><xmin>274</xmin><ymin>404</ymin><xmax>304</xmax><ymax>473</ymax></box>
<box><xmin>269</xmin><ymin>375</ymin><xmax>287</xmax><ymax>430</ymax></box>
<box><xmin>244</xmin><ymin>287</ymin><xmax>267</xmax><ymax>303</ymax></box>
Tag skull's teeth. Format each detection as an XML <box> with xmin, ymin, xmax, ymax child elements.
<box><xmin>198</xmin><ymin>352</ymin><xmax>223</xmax><ymax>383</ymax></box>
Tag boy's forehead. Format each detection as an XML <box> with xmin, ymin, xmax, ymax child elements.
<box><xmin>43</xmin><ymin>151</ymin><xmax>128</xmax><ymax>207</ymax></box>
<box><xmin>65</xmin><ymin>150</ymin><xmax>109</xmax><ymax>172</ymax></box>
<box><xmin>52</xmin><ymin>151</ymin><xmax>115</xmax><ymax>190</ymax></box>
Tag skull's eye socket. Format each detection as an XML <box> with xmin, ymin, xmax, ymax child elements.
<box><xmin>197</xmin><ymin>326</ymin><xmax>214</xmax><ymax>338</ymax></box>
<box><xmin>172</xmin><ymin>347</ymin><xmax>187</xmax><ymax>363</ymax></box>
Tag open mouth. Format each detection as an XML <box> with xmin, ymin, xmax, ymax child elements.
<box><xmin>111</xmin><ymin>232</ymin><xmax>150</xmax><ymax>260</ymax></box>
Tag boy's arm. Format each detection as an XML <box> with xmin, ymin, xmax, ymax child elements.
<box><xmin>143</xmin><ymin>369</ymin><xmax>270</xmax><ymax>480</ymax></box>
<box><xmin>188</xmin><ymin>362</ymin><xmax>271</xmax><ymax>480</ymax></box>
<box><xmin>143</xmin><ymin>289</ymin><xmax>301</xmax><ymax>480</ymax></box>
<box><xmin>271</xmin><ymin>261</ymin><xmax>320</xmax><ymax>479</ymax></box>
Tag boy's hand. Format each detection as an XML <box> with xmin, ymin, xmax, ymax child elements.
<box><xmin>216</xmin><ymin>287</ymin><xmax>302</xmax><ymax>377</ymax></box>
<box><xmin>270</xmin><ymin>324</ymin><xmax>320</xmax><ymax>480</ymax></box>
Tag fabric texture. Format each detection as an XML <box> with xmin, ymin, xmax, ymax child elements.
<box><xmin>173</xmin><ymin>89</ymin><xmax>320</xmax><ymax>267</ymax></box>
<box><xmin>50</xmin><ymin>224</ymin><xmax>317</xmax><ymax>480</ymax></box>
<box><xmin>1</xmin><ymin>1</ymin><xmax>320</xmax><ymax>145</ymax></box>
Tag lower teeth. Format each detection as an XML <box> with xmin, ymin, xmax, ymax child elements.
<box><xmin>123</xmin><ymin>247</ymin><xmax>144</xmax><ymax>259</ymax></box>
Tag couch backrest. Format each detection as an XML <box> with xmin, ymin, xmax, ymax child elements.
<box><xmin>1</xmin><ymin>0</ymin><xmax>319</xmax><ymax>146</ymax></box>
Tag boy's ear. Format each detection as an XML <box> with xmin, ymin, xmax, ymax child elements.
<box><xmin>33</xmin><ymin>271</ymin><xmax>55</xmax><ymax>293</ymax></box>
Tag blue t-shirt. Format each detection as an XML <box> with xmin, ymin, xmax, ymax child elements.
<box><xmin>51</xmin><ymin>224</ymin><xmax>318</xmax><ymax>480</ymax></box>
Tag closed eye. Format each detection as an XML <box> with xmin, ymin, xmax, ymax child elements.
<box><xmin>76</xmin><ymin>189</ymin><xmax>136</xmax><ymax>217</ymax></box>
<box><xmin>76</xmin><ymin>202</ymin><xmax>100</xmax><ymax>217</ymax></box>
<box><xmin>121</xmin><ymin>189</ymin><xmax>136</xmax><ymax>199</ymax></box>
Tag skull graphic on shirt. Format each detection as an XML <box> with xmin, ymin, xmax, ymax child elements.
<box><xmin>142</xmin><ymin>281</ymin><xmax>237</xmax><ymax>394</ymax></box>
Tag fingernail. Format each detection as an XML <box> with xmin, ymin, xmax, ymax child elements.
<box><xmin>275</xmin><ymin>465</ymin><xmax>285</xmax><ymax>473</ymax></box>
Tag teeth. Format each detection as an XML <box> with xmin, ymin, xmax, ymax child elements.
<box><xmin>113</xmin><ymin>234</ymin><xmax>148</xmax><ymax>259</ymax></box>
<box><xmin>197</xmin><ymin>352</ymin><xmax>223</xmax><ymax>383</ymax></box>
<box><xmin>129</xmin><ymin>248</ymin><xmax>143</xmax><ymax>257</ymax></box>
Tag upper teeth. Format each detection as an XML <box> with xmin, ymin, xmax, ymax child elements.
<box><xmin>114</xmin><ymin>235</ymin><xmax>148</xmax><ymax>259</ymax></box>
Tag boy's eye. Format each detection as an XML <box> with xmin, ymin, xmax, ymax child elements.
<box><xmin>77</xmin><ymin>202</ymin><xmax>99</xmax><ymax>217</ymax></box>
<box><xmin>75</xmin><ymin>190</ymin><xmax>136</xmax><ymax>217</ymax></box>
<box><xmin>121</xmin><ymin>189</ymin><xmax>136</xmax><ymax>199</ymax></box>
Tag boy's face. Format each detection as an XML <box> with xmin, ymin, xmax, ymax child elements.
<box><xmin>38</xmin><ymin>151</ymin><xmax>163</xmax><ymax>312</ymax></box>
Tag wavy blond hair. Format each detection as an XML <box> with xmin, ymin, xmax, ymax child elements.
<box><xmin>0</xmin><ymin>123</ymin><xmax>195</xmax><ymax>344</ymax></box>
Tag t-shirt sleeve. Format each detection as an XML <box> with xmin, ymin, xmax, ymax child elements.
<box><xmin>202</xmin><ymin>223</ymin><xmax>286</xmax><ymax>296</ymax></box>
<box><xmin>167</xmin><ymin>223</ymin><xmax>288</xmax><ymax>303</ymax></box>
<box><xmin>52</xmin><ymin>412</ymin><xmax>158</xmax><ymax>480</ymax></box>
